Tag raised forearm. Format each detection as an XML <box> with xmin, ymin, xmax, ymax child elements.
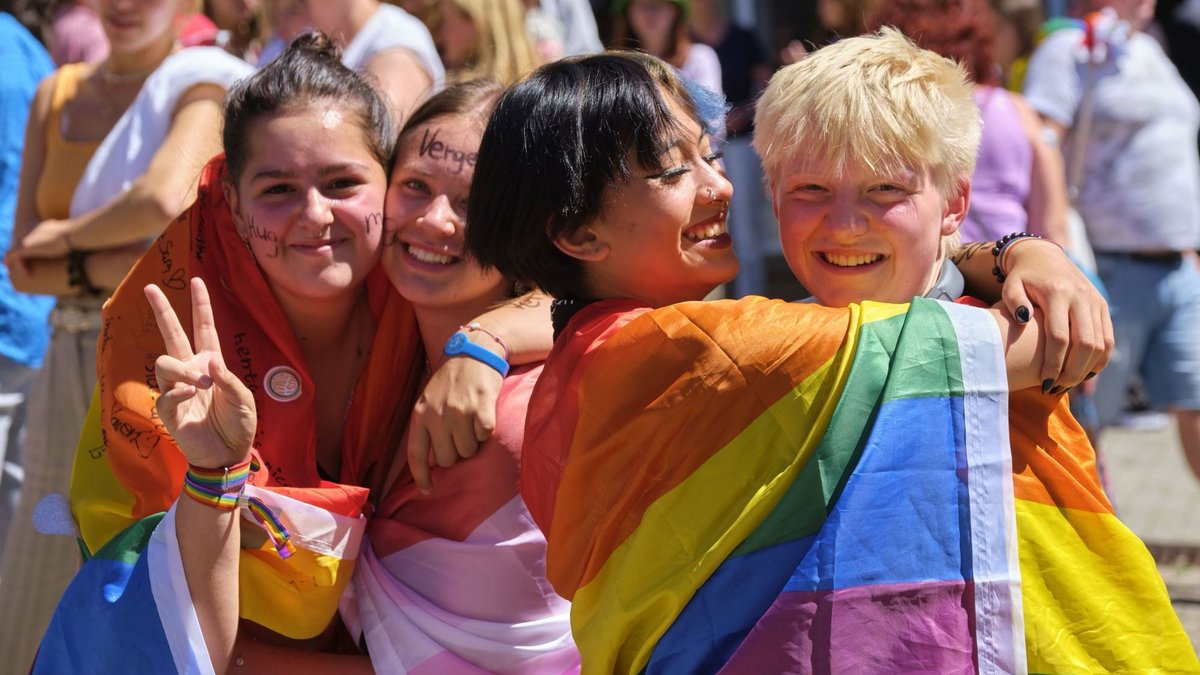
<box><xmin>176</xmin><ymin>496</ymin><xmax>242</xmax><ymax>674</ymax></box>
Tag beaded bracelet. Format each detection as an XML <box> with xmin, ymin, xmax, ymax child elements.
<box><xmin>458</xmin><ymin>322</ymin><xmax>510</xmax><ymax>360</ymax></box>
<box><xmin>990</xmin><ymin>232</ymin><xmax>1042</xmax><ymax>283</ymax></box>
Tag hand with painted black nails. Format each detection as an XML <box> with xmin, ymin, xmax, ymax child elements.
<box><xmin>995</xmin><ymin>238</ymin><xmax>1113</xmax><ymax>390</ymax></box>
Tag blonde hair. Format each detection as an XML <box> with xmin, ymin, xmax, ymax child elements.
<box><xmin>754</xmin><ymin>28</ymin><xmax>980</xmax><ymax>199</ymax></box>
<box><xmin>441</xmin><ymin>0</ymin><xmax>541</xmax><ymax>86</ymax></box>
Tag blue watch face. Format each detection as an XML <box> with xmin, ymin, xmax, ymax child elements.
<box><xmin>446</xmin><ymin>332</ymin><xmax>468</xmax><ymax>353</ymax></box>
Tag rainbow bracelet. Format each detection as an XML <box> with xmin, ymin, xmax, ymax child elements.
<box><xmin>183</xmin><ymin>458</ymin><xmax>253</xmax><ymax>511</ymax></box>
<box><xmin>182</xmin><ymin>457</ymin><xmax>296</xmax><ymax>559</ymax></box>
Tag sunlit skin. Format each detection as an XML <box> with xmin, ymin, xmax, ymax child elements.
<box><xmin>383</xmin><ymin>113</ymin><xmax>507</xmax><ymax>312</ymax></box>
<box><xmin>772</xmin><ymin>155</ymin><xmax>968</xmax><ymax>307</ymax></box>
<box><xmin>563</xmin><ymin>97</ymin><xmax>739</xmax><ymax>306</ymax></box>
<box><xmin>225</xmin><ymin>101</ymin><xmax>387</xmax><ymax>309</ymax></box>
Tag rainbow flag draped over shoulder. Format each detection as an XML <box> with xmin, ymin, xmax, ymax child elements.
<box><xmin>524</xmin><ymin>296</ymin><xmax>1198</xmax><ymax>674</ymax></box>
<box><xmin>1008</xmin><ymin>389</ymin><xmax>1198</xmax><ymax>673</ymax></box>
<box><xmin>45</xmin><ymin>155</ymin><xmax>423</xmax><ymax>664</ymax></box>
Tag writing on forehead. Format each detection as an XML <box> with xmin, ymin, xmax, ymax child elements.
<box><xmin>418</xmin><ymin>127</ymin><xmax>477</xmax><ymax>175</ymax></box>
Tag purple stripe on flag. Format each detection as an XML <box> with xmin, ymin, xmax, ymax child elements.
<box><xmin>719</xmin><ymin>580</ymin><xmax>978</xmax><ymax>675</ymax></box>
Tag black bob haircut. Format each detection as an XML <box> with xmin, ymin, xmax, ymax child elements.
<box><xmin>465</xmin><ymin>51</ymin><xmax>704</xmax><ymax>300</ymax></box>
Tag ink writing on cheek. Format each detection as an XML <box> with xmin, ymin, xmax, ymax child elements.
<box><xmin>247</xmin><ymin>218</ymin><xmax>280</xmax><ymax>258</ymax></box>
<box><xmin>364</xmin><ymin>211</ymin><xmax>383</xmax><ymax>235</ymax></box>
<box><xmin>419</xmin><ymin>127</ymin><xmax>477</xmax><ymax>175</ymax></box>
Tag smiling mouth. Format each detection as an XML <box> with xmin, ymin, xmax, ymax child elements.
<box><xmin>294</xmin><ymin>238</ymin><xmax>339</xmax><ymax>250</ymax></box>
<box><xmin>405</xmin><ymin>244</ymin><xmax>458</xmax><ymax>265</ymax></box>
<box><xmin>683</xmin><ymin>220</ymin><xmax>728</xmax><ymax>242</ymax></box>
<box><xmin>820</xmin><ymin>252</ymin><xmax>884</xmax><ymax>267</ymax></box>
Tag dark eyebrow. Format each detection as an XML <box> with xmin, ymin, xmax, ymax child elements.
<box><xmin>250</xmin><ymin>162</ymin><xmax>373</xmax><ymax>183</ymax></box>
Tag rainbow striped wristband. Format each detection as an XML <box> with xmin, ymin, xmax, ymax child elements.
<box><xmin>182</xmin><ymin>458</ymin><xmax>295</xmax><ymax>558</ymax></box>
<box><xmin>183</xmin><ymin>458</ymin><xmax>253</xmax><ymax>511</ymax></box>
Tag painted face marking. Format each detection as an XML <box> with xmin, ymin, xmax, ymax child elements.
<box><xmin>418</xmin><ymin>127</ymin><xmax>478</xmax><ymax>175</ymax></box>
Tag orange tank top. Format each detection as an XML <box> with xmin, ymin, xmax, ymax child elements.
<box><xmin>35</xmin><ymin>63</ymin><xmax>102</xmax><ymax>220</ymax></box>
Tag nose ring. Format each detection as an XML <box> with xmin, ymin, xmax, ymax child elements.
<box><xmin>707</xmin><ymin>187</ymin><xmax>716</xmax><ymax>202</ymax></box>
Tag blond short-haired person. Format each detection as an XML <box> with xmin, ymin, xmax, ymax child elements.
<box><xmin>753</xmin><ymin>28</ymin><xmax>1198</xmax><ymax>673</ymax></box>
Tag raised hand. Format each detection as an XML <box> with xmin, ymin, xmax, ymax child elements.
<box><xmin>146</xmin><ymin>277</ymin><xmax>257</xmax><ymax>469</ymax></box>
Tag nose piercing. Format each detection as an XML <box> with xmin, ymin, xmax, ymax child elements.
<box><xmin>707</xmin><ymin>187</ymin><xmax>716</xmax><ymax>202</ymax></box>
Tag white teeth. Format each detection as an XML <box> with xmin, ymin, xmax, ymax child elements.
<box><xmin>684</xmin><ymin>221</ymin><xmax>728</xmax><ymax>242</ymax></box>
<box><xmin>406</xmin><ymin>245</ymin><xmax>454</xmax><ymax>265</ymax></box>
<box><xmin>822</xmin><ymin>253</ymin><xmax>883</xmax><ymax>267</ymax></box>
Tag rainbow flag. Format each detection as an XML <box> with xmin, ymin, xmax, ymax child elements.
<box><xmin>36</xmin><ymin>485</ymin><xmax>366</xmax><ymax>674</ymax></box>
<box><xmin>523</xmin><ymin>296</ymin><xmax>1198</xmax><ymax>673</ymax></box>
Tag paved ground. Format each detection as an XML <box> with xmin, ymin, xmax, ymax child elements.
<box><xmin>1101</xmin><ymin>417</ymin><xmax>1200</xmax><ymax>651</ymax></box>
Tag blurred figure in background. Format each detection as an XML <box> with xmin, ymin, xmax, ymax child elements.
<box><xmin>0</xmin><ymin>0</ymin><xmax>251</xmax><ymax>665</ymax></box>
<box><xmin>203</xmin><ymin>0</ymin><xmax>269</xmax><ymax>61</ymax></box>
<box><xmin>690</xmin><ymin>0</ymin><xmax>771</xmax><ymax>296</ymax></box>
<box><xmin>533</xmin><ymin>0</ymin><xmax>603</xmax><ymax>56</ymax></box>
<box><xmin>990</xmin><ymin>0</ymin><xmax>1046</xmax><ymax>89</ymax></box>
<box><xmin>872</xmin><ymin>0</ymin><xmax>1069</xmax><ymax>245</ymax></box>
<box><xmin>778</xmin><ymin>0</ymin><xmax>881</xmax><ymax>65</ymax></box>
<box><xmin>302</xmin><ymin>0</ymin><xmax>444</xmax><ymax>121</ymax></box>
<box><xmin>433</xmin><ymin>0</ymin><xmax>542</xmax><ymax>85</ymax></box>
<box><xmin>609</xmin><ymin>0</ymin><xmax>723</xmax><ymax>100</ymax></box>
<box><xmin>1024</xmin><ymin>0</ymin><xmax>1200</xmax><ymax>482</ymax></box>
<box><xmin>0</xmin><ymin>7</ymin><xmax>55</xmax><ymax>566</ymax></box>
<box><xmin>6</xmin><ymin>0</ymin><xmax>110</xmax><ymax>66</ymax></box>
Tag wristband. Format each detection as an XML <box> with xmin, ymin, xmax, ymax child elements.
<box><xmin>990</xmin><ymin>232</ymin><xmax>1042</xmax><ymax>283</ymax></box>
<box><xmin>182</xmin><ymin>457</ymin><xmax>295</xmax><ymax>559</ymax></box>
<box><xmin>183</xmin><ymin>457</ymin><xmax>254</xmax><ymax>511</ymax></box>
<box><xmin>444</xmin><ymin>330</ymin><xmax>510</xmax><ymax>376</ymax></box>
<box><xmin>67</xmin><ymin>249</ymin><xmax>102</xmax><ymax>296</ymax></box>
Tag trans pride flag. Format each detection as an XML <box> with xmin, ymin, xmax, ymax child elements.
<box><xmin>524</xmin><ymin>296</ymin><xmax>1198</xmax><ymax>674</ymax></box>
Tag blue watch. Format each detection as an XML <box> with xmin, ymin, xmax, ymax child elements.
<box><xmin>444</xmin><ymin>331</ymin><xmax>510</xmax><ymax>376</ymax></box>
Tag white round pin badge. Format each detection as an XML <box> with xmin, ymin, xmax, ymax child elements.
<box><xmin>264</xmin><ymin>366</ymin><xmax>302</xmax><ymax>402</ymax></box>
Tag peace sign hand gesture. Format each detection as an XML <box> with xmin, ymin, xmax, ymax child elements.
<box><xmin>146</xmin><ymin>277</ymin><xmax>257</xmax><ymax>469</ymax></box>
